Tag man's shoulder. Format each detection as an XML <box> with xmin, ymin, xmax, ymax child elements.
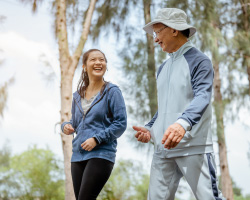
<box><xmin>184</xmin><ymin>47</ymin><xmax>210</xmax><ymax>61</ymax></box>
<box><xmin>156</xmin><ymin>60</ymin><xmax>168</xmax><ymax>78</ymax></box>
<box><xmin>183</xmin><ymin>47</ymin><xmax>213</xmax><ymax>77</ymax></box>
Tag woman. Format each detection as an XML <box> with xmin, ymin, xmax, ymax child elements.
<box><xmin>61</xmin><ymin>49</ymin><xmax>127</xmax><ymax>200</ymax></box>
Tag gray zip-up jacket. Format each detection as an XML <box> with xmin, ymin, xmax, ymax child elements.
<box><xmin>146</xmin><ymin>41</ymin><xmax>214</xmax><ymax>158</ymax></box>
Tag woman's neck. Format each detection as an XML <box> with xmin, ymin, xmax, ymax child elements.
<box><xmin>86</xmin><ymin>79</ymin><xmax>105</xmax><ymax>98</ymax></box>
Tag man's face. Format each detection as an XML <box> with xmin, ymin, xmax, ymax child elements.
<box><xmin>153</xmin><ymin>23</ymin><xmax>174</xmax><ymax>53</ymax></box>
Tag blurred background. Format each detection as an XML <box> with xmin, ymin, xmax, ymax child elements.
<box><xmin>0</xmin><ymin>0</ymin><xmax>249</xmax><ymax>200</ymax></box>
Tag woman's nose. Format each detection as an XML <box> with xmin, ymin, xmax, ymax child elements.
<box><xmin>95</xmin><ymin>60</ymin><xmax>101</xmax><ymax>64</ymax></box>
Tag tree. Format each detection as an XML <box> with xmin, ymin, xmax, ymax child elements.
<box><xmin>0</xmin><ymin>78</ymin><xmax>14</xmax><ymax>119</ymax></box>
<box><xmin>230</xmin><ymin>0</ymin><xmax>250</xmax><ymax>95</ymax></box>
<box><xmin>0</xmin><ymin>144</ymin><xmax>64</xmax><ymax>200</ymax></box>
<box><xmin>0</xmin><ymin>18</ymin><xmax>14</xmax><ymax>119</ymax></box>
<box><xmin>0</xmin><ymin>142</ymin><xmax>20</xmax><ymax>200</ymax></box>
<box><xmin>10</xmin><ymin>145</ymin><xmax>65</xmax><ymax>200</ymax></box>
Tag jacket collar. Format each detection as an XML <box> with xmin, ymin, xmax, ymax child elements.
<box><xmin>169</xmin><ymin>41</ymin><xmax>193</xmax><ymax>60</ymax></box>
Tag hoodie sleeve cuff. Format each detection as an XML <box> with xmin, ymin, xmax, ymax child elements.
<box><xmin>61</xmin><ymin>122</ymin><xmax>68</xmax><ymax>132</ymax></box>
<box><xmin>93</xmin><ymin>134</ymin><xmax>102</xmax><ymax>144</ymax></box>
<box><xmin>61</xmin><ymin>122</ymin><xmax>74</xmax><ymax>135</ymax></box>
<box><xmin>176</xmin><ymin>119</ymin><xmax>191</xmax><ymax>132</ymax></box>
<box><xmin>93</xmin><ymin>137</ymin><xmax>100</xmax><ymax>144</ymax></box>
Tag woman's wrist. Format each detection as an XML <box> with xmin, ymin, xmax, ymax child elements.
<box><xmin>93</xmin><ymin>137</ymin><xmax>99</xmax><ymax>144</ymax></box>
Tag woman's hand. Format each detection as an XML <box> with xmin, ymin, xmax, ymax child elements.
<box><xmin>81</xmin><ymin>138</ymin><xmax>97</xmax><ymax>151</ymax></box>
<box><xmin>63</xmin><ymin>124</ymin><xmax>75</xmax><ymax>135</ymax></box>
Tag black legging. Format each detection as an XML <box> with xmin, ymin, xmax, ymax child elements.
<box><xmin>71</xmin><ymin>158</ymin><xmax>114</xmax><ymax>200</ymax></box>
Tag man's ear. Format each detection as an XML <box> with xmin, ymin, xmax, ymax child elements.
<box><xmin>173</xmin><ymin>29</ymin><xmax>179</xmax><ymax>36</ymax></box>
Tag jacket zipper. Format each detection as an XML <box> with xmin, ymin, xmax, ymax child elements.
<box><xmin>73</xmin><ymin>86</ymin><xmax>110</xmax><ymax>120</ymax></box>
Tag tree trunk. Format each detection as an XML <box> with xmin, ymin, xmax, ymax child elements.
<box><xmin>213</xmin><ymin>60</ymin><xmax>234</xmax><ymax>200</ymax></box>
<box><xmin>60</xmin><ymin>76</ymin><xmax>74</xmax><ymax>200</ymax></box>
<box><xmin>143</xmin><ymin>0</ymin><xmax>157</xmax><ymax>117</ymax></box>
<box><xmin>56</xmin><ymin>0</ymin><xmax>97</xmax><ymax>199</ymax></box>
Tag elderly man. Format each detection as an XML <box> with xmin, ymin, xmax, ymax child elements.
<box><xmin>133</xmin><ymin>8</ymin><xmax>225</xmax><ymax>200</ymax></box>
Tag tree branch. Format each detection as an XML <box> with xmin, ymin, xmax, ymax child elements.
<box><xmin>72</xmin><ymin>0</ymin><xmax>97</xmax><ymax>72</ymax></box>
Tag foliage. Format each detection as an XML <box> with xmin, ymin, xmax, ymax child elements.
<box><xmin>234</xmin><ymin>196</ymin><xmax>250</xmax><ymax>200</ymax></box>
<box><xmin>98</xmin><ymin>159</ymin><xmax>149</xmax><ymax>200</ymax></box>
<box><xmin>218</xmin><ymin>176</ymin><xmax>250</xmax><ymax>200</ymax></box>
<box><xmin>0</xmin><ymin>145</ymin><xmax>65</xmax><ymax>200</ymax></box>
<box><xmin>0</xmin><ymin>78</ymin><xmax>14</xmax><ymax>119</ymax></box>
<box><xmin>0</xmin><ymin>142</ymin><xmax>20</xmax><ymax>199</ymax></box>
<box><xmin>0</xmin><ymin>48</ymin><xmax>14</xmax><ymax>119</ymax></box>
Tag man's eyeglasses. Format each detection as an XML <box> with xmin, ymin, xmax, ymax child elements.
<box><xmin>153</xmin><ymin>26</ymin><xmax>168</xmax><ymax>39</ymax></box>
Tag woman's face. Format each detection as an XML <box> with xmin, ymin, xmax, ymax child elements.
<box><xmin>84</xmin><ymin>51</ymin><xmax>107</xmax><ymax>81</ymax></box>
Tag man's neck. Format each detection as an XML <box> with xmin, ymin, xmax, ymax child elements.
<box><xmin>169</xmin><ymin>37</ymin><xmax>188</xmax><ymax>53</ymax></box>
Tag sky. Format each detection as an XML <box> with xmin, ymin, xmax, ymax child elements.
<box><xmin>0</xmin><ymin>0</ymin><xmax>250</xmax><ymax>198</ymax></box>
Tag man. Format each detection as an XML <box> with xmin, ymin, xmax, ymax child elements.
<box><xmin>133</xmin><ymin>8</ymin><xmax>225</xmax><ymax>200</ymax></box>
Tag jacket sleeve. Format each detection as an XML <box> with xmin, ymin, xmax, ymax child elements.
<box><xmin>145</xmin><ymin>111</ymin><xmax>158</xmax><ymax>130</ymax></box>
<box><xmin>177</xmin><ymin>58</ymin><xmax>214</xmax><ymax>131</ymax></box>
<box><xmin>61</xmin><ymin>97</ymin><xmax>75</xmax><ymax>134</ymax></box>
<box><xmin>94</xmin><ymin>88</ymin><xmax>127</xmax><ymax>143</ymax></box>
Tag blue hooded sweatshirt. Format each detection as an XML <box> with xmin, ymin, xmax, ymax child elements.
<box><xmin>61</xmin><ymin>83</ymin><xmax>127</xmax><ymax>163</ymax></box>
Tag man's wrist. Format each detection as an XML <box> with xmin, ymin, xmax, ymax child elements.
<box><xmin>176</xmin><ymin>119</ymin><xmax>191</xmax><ymax>132</ymax></box>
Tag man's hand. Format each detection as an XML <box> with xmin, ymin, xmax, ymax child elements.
<box><xmin>63</xmin><ymin>124</ymin><xmax>75</xmax><ymax>135</ymax></box>
<box><xmin>162</xmin><ymin>123</ymin><xmax>185</xmax><ymax>149</ymax></box>
<box><xmin>132</xmin><ymin>126</ymin><xmax>151</xmax><ymax>143</ymax></box>
<box><xmin>81</xmin><ymin>138</ymin><xmax>97</xmax><ymax>151</ymax></box>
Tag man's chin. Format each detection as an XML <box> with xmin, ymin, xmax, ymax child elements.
<box><xmin>161</xmin><ymin>47</ymin><xmax>168</xmax><ymax>53</ymax></box>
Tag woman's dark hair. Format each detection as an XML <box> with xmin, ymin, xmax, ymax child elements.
<box><xmin>77</xmin><ymin>49</ymin><xmax>108</xmax><ymax>98</ymax></box>
<box><xmin>180</xmin><ymin>29</ymin><xmax>190</xmax><ymax>38</ymax></box>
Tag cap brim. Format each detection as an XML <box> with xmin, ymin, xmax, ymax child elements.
<box><xmin>143</xmin><ymin>20</ymin><xmax>196</xmax><ymax>38</ymax></box>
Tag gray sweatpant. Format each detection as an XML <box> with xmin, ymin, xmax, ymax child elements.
<box><xmin>147</xmin><ymin>153</ymin><xmax>225</xmax><ymax>200</ymax></box>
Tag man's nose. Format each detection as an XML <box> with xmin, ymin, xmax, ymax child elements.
<box><xmin>154</xmin><ymin>37</ymin><xmax>159</xmax><ymax>42</ymax></box>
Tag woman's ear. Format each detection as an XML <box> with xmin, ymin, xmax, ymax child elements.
<box><xmin>82</xmin><ymin>65</ymin><xmax>86</xmax><ymax>72</ymax></box>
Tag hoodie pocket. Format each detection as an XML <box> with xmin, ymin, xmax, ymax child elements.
<box><xmin>78</xmin><ymin>130</ymin><xmax>97</xmax><ymax>153</ymax></box>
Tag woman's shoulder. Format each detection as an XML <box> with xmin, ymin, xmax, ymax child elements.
<box><xmin>107</xmin><ymin>82</ymin><xmax>122</xmax><ymax>94</ymax></box>
<box><xmin>72</xmin><ymin>91</ymin><xmax>81</xmax><ymax>100</ymax></box>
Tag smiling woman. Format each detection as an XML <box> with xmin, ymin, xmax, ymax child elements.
<box><xmin>61</xmin><ymin>49</ymin><xmax>127</xmax><ymax>200</ymax></box>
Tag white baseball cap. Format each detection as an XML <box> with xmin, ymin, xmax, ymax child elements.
<box><xmin>143</xmin><ymin>8</ymin><xmax>196</xmax><ymax>38</ymax></box>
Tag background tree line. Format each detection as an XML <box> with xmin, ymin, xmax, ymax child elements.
<box><xmin>0</xmin><ymin>144</ymin><xmax>151</xmax><ymax>200</ymax></box>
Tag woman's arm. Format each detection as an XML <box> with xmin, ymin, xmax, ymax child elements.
<box><xmin>93</xmin><ymin>88</ymin><xmax>127</xmax><ymax>143</ymax></box>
